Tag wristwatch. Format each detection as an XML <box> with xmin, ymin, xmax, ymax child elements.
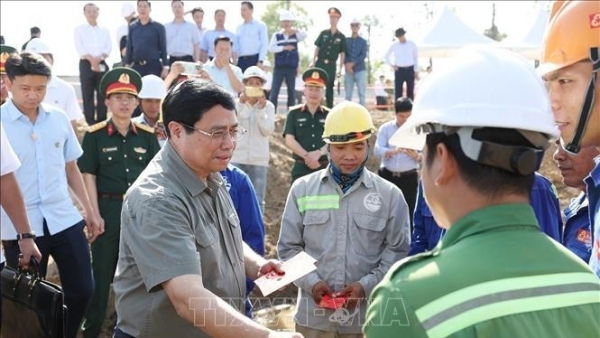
<box><xmin>17</xmin><ymin>232</ymin><xmax>36</xmax><ymax>241</ymax></box>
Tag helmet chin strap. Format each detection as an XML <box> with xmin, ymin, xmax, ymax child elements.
<box><xmin>564</xmin><ymin>47</ymin><xmax>599</xmax><ymax>155</ymax></box>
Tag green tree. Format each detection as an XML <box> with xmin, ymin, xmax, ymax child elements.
<box><xmin>484</xmin><ymin>3</ymin><xmax>507</xmax><ymax>42</ymax></box>
<box><xmin>362</xmin><ymin>14</ymin><xmax>380</xmax><ymax>85</ymax></box>
<box><xmin>260</xmin><ymin>0</ymin><xmax>313</xmax><ymax>66</ymax></box>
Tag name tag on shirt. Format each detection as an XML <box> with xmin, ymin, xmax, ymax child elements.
<box><xmin>102</xmin><ymin>147</ymin><xmax>118</xmax><ymax>153</ymax></box>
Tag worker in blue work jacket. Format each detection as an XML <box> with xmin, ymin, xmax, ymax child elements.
<box><xmin>410</xmin><ymin>172</ymin><xmax>563</xmax><ymax>255</ymax></box>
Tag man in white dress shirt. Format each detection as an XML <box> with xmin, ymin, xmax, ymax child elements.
<box><xmin>25</xmin><ymin>38</ymin><xmax>85</xmax><ymax>131</ymax></box>
<box><xmin>74</xmin><ymin>2</ymin><xmax>112</xmax><ymax>126</ymax></box>
<box><xmin>385</xmin><ymin>27</ymin><xmax>418</xmax><ymax>100</ymax></box>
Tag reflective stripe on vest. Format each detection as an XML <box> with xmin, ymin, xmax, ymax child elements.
<box><xmin>415</xmin><ymin>272</ymin><xmax>600</xmax><ymax>338</ymax></box>
<box><xmin>297</xmin><ymin>195</ymin><xmax>339</xmax><ymax>212</ymax></box>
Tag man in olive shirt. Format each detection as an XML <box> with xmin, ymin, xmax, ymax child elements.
<box><xmin>79</xmin><ymin>68</ymin><xmax>160</xmax><ymax>338</ymax></box>
<box><xmin>313</xmin><ymin>7</ymin><xmax>346</xmax><ymax>108</ymax></box>
<box><xmin>364</xmin><ymin>46</ymin><xmax>600</xmax><ymax>337</ymax></box>
<box><xmin>113</xmin><ymin>80</ymin><xmax>303</xmax><ymax>338</ymax></box>
<box><xmin>284</xmin><ymin>68</ymin><xmax>330</xmax><ymax>183</ymax></box>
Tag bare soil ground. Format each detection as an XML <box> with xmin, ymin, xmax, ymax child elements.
<box><xmin>44</xmin><ymin>109</ymin><xmax>575</xmax><ymax>336</ymax></box>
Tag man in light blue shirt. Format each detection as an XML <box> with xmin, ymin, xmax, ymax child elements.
<box><xmin>200</xmin><ymin>9</ymin><xmax>238</xmax><ymax>62</ymax></box>
<box><xmin>164</xmin><ymin>0</ymin><xmax>201</xmax><ymax>65</ymax></box>
<box><xmin>374</xmin><ymin>97</ymin><xmax>420</xmax><ymax>225</ymax></box>
<box><xmin>235</xmin><ymin>1</ymin><xmax>268</xmax><ymax>72</ymax></box>
<box><xmin>205</xmin><ymin>36</ymin><xmax>243</xmax><ymax>96</ymax></box>
<box><xmin>1</xmin><ymin>52</ymin><xmax>101</xmax><ymax>338</ymax></box>
<box><xmin>344</xmin><ymin>18</ymin><xmax>368</xmax><ymax>107</ymax></box>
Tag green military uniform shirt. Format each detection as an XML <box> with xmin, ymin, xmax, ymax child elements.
<box><xmin>283</xmin><ymin>103</ymin><xmax>329</xmax><ymax>182</ymax></box>
<box><xmin>314</xmin><ymin>29</ymin><xmax>347</xmax><ymax>108</ymax></box>
<box><xmin>314</xmin><ymin>29</ymin><xmax>347</xmax><ymax>67</ymax></box>
<box><xmin>78</xmin><ymin>119</ymin><xmax>160</xmax><ymax>195</ymax></box>
<box><xmin>365</xmin><ymin>204</ymin><xmax>600</xmax><ymax>338</ymax></box>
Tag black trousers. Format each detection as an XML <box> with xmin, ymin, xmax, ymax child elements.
<box><xmin>79</xmin><ymin>59</ymin><xmax>108</xmax><ymax>125</ymax></box>
<box><xmin>131</xmin><ymin>59</ymin><xmax>162</xmax><ymax>78</ymax></box>
<box><xmin>238</xmin><ymin>54</ymin><xmax>259</xmax><ymax>73</ymax></box>
<box><xmin>376</xmin><ymin>96</ymin><xmax>388</xmax><ymax>110</ymax></box>
<box><xmin>394</xmin><ymin>66</ymin><xmax>415</xmax><ymax>100</ymax></box>
<box><xmin>168</xmin><ymin>55</ymin><xmax>193</xmax><ymax>66</ymax></box>
<box><xmin>378</xmin><ymin>168</ymin><xmax>418</xmax><ymax>230</ymax></box>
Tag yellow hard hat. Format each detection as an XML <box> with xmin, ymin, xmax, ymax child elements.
<box><xmin>538</xmin><ymin>1</ymin><xmax>600</xmax><ymax>76</ymax></box>
<box><xmin>323</xmin><ymin>101</ymin><xmax>375</xmax><ymax>144</ymax></box>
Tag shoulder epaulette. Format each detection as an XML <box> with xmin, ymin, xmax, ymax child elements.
<box><xmin>87</xmin><ymin>121</ymin><xmax>107</xmax><ymax>133</ymax></box>
<box><xmin>134</xmin><ymin>122</ymin><xmax>155</xmax><ymax>134</ymax></box>
<box><xmin>289</xmin><ymin>103</ymin><xmax>304</xmax><ymax>111</ymax></box>
<box><xmin>321</xmin><ymin>105</ymin><xmax>330</xmax><ymax>112</ymax></box>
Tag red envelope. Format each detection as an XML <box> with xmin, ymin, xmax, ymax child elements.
<box><xmin>318</xmin><ymin>294</ymin><xmax>348</xmax><ymax>310</ymax></box>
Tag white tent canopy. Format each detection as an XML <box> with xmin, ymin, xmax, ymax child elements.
<box><xmin>414</xmin><ymin>6</ymin><xmax>498</xmax><ymax>58</ymax></box>
<box><xmin>501</xmin><ymin>7</ymin><xmax>549</xmax><ymax>60</ymax></box>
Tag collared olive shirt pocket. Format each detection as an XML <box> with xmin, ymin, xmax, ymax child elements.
<box><xmin>351</xmin><ymin>213</ymin><xmax>387</xmax><ymax>256</ymax></box>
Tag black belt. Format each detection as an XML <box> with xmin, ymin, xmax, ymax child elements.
<box><xmin>239</xmin><ymin>54</ymin><xmax>259</xmax><ymax>59</ymax></box>
<box><xmin>169</xmin><ymin>55</ymin><xmax>193</xmax><ymax>60</ymax></box>
<box><xmin>134</xmin><ymin>59</ymin><xmax>158</xmax><ymax>66</ymax></box>
<box><xmin>98</xmin><ymin>193</ymin><xmax>125</xmax><ymax>201</ymax></box>
<box><xmin>383</xmin><ymin>167</ymin><xmax>417</xmax><ymax>178</ymax></box>
<box><xmin>396</xmin><ymin>66</ymin><xmax>414</xmax><ymax>70</ymax></box>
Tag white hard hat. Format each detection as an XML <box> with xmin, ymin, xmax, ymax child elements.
<box><xmin>24</xmin><ymin>38</ymin><xmax>51</xmax><ymax>54</ymax></box>
<box><xmin>350</xmin><ymin>18</ymin><xmax>361</xmax><ymax>25</ymax></box>
<box><xmin>243</xmin><ymin>66</ymin><xmax>266</xmax><ymax>83</ymax></box>
<box><xmin>279</xmin><ymin>10</ymin><xmax>295</xmax><ymax>22</ymax></box>
<box><xmin>138</xmin><ymin>75</ymin><xmax>166</xmax><ymax>99</ymax></box>
<box><xmin>391</xmin><ymin>45</ymin><xmax>558</xmax><ymax>151</ymax></box>
<box><xmin>121</xmin><ymin>2</ymin><xmax>136</xmax><ymax>18</ymax></box>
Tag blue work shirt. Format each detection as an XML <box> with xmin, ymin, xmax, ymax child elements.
<box><xmin>409</xmin><ymin>181</ymin><xmax>445</xmax><ymax>255</ymax></box>
<box><xmin>587</xmin><ymin>158</ymin><xmax>600</xmax><ymax>277</ymax></box>
<box><xmin>125</xmin><ymin>18</ymin><xmax>168</xmax><ymax>66</ymax></box>
<box><xmin>201</xmin><ymin>28</ymin><xmax>238</xmax><ymax>58</ymax></box>
<box><xmin>563</xmin><ymin>192</ymin><xmax>592</xmax><ymax>263</ymax></box>
<box><xmin>1</xmin><ymin>99</ymin><xmax>83</xmax><ymax>239</ymax></box>
<box><xmin>220</xmin><ymin>164</ymin><xmax>265</xmax><ymax>317</ymax></box>
<box><xmin>235</xmin><ymin>19</ymin><xmax>268</xmax><ymax>60</ymax></box>
<box><xmin>409</xmin><ymin>173</ymin><xmax>563</xmax><ymax>255</ymax></box>
<box><xmin>345</xmin><ymin>35</ymin><xmax>368</xmax><ymax>73</ymax></box>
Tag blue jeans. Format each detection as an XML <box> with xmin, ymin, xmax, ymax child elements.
<box><xmin>345</xmin><ymin>69</ymin><xmax>367</xmax><ymax>106</ymax></box>
<box><xmin>269</xmin><ymin>67</ymin><xmax>296</xmax><ymax>111</ymax></box>
<box><xmin>231</xmin><ymin>163</ymin><xmax>268</xmax><ymax>211</ymax></box>
<box><xmin>2</xmin><ymin>220</ymin><xmax>94</xmax><ymax>338</ymax></box>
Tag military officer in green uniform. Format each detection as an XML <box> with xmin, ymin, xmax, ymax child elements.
<box><xmin>313</xmin><ymin>7</ymin><xmax>346</xmax><ymax>108</ymax></box>
<box><xmin>284</xmin><ymin>67</ymin><xmax>330</xmax><ymax>183</ymax></box>
<box><xmin>1</xmin><ymin>45</ymin><xmax>18</xmax><ymax>104</ymax></box>
<box><xmin>78</xmin><ymin>67</ymin><xmax>160</xmax><ymax>338</ymax></box>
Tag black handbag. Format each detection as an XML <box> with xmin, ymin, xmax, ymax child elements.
<box><xmin>1</xmin><ymin>258</ymin><xmax>67</xmax><ymax>338</ymax></box>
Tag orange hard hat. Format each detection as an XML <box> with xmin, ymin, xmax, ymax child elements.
<box><xmin>538</xmin><ymin>0</ymin><xmax>600</xmax><ymax>76</ymax></box>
